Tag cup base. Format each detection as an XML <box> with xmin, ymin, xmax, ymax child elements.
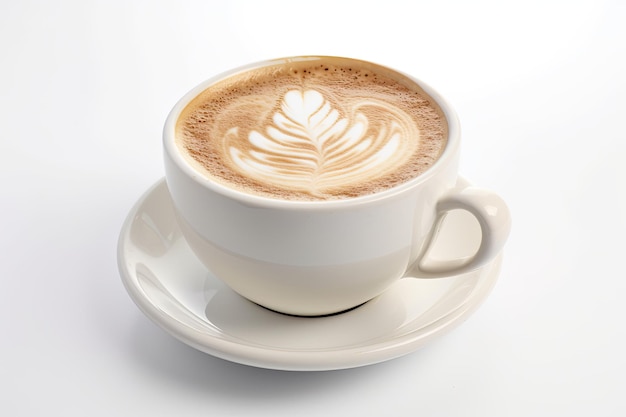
<box><xmin>254</xmin><ymin>300</ymin><xmax>369</xmax><ymax>318</ymax></box>
<box><xmin>176</xmin><ymin>211</ymin><xmax>410</xmax><ymax>317</ymax></box>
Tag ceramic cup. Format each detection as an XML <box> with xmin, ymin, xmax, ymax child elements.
<box><xmin>163</xmin><ymin>56</ymin><xmax>511</xmax><ymax>316</ymax></box>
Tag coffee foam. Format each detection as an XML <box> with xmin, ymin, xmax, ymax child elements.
<box><xmin>176</xmin><ymin>58</ymin><xmax>447</xmax><ymax>200</ymax></box>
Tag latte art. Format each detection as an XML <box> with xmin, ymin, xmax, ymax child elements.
<box><xmin>176</xmin><ymin>57</ymin><xmax>447</xmax><ymax>200</ymax></box>
<box><xmin>226</xmin><ymin>89</ymin><xmax>420</xmax><ymax>196</ymax></box>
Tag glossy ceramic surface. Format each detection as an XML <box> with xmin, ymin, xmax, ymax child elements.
<box><xmin>118</xmin><ymin>179</ymin><xmax>503</xmax><ymax>371</ymax></box>
<box><xmin>163</xmin><ymin>57</ymin><xmax>510</xmax><ymax>316</ymax></box>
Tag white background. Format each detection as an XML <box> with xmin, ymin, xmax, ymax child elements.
<box><xmin>2</xmin><ymin>0</ymin><xmax>625</xmax><ymax>415</ymax></box>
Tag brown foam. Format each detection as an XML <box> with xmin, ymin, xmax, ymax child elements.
<box><xmin>176</xmin><ymin>57</ymin><xmax>448</xmax><ymax>200</ymax></box>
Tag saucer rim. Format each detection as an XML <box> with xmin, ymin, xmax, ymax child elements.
<box><xmin>118</xmin><ymin>178</ymin><xmax>502</xmax><ymax>371</ymax></box>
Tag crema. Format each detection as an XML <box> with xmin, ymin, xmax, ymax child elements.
<box><xmin>175</xmin><ymin>57</ymin><xmax>447</xmax><ymax>200</ymax></box>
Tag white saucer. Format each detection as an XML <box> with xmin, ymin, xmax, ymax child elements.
<box><xmin>118</xmin><ymin>179</ymin><xmax>503</xmax><ymax>371</ymax></box>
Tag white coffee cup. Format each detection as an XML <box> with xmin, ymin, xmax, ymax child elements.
<box><xmin>163</xmin><ymin>56</ymin><xmax>511</xmax><ymax>316</ymax></box>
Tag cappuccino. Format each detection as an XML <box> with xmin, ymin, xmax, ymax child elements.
<box><xmin>175</xmin><ymin>57</ymin><xmax>448</xmax><ymax>200</ymax></box>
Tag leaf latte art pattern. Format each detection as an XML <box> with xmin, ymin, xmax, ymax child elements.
<box><xmin>226</xmin><ymin>89</ymin><xmax>420</xmax><ymax>196</ymax></box>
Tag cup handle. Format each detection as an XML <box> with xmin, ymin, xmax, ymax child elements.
<box><xmin>407</xmin><ymin>186</ymin><xmax>511</xmax><ymax>278</ymax></box>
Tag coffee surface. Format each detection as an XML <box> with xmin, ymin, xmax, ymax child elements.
<box><xmin>176</xmin><ymin>57</ymin><xmax>447</xmax><ymax>200</ymax></box>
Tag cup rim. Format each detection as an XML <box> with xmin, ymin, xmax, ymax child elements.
<box><xmin>163</xmin><ymin>55</ymin><xmax>461</xmax><ymax>209</ymax></box>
